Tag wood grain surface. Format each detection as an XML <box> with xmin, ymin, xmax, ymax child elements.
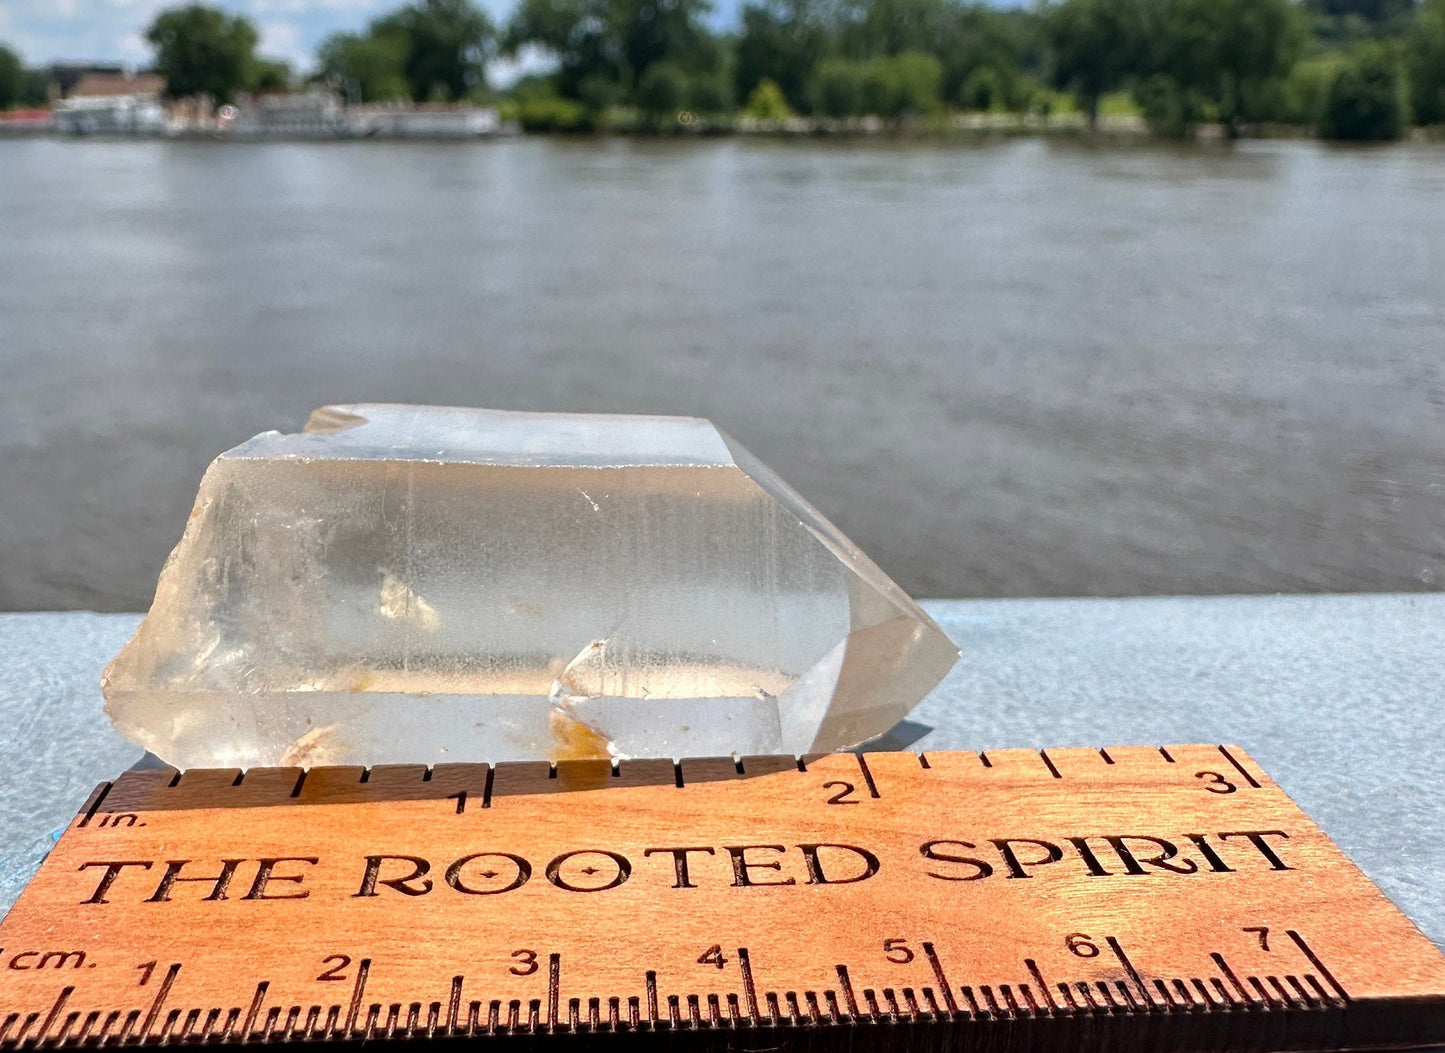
<box><xmin>1</xmin><ymin>745</ymin><xmax>1442</xmax><ymax>1052</ymax></box>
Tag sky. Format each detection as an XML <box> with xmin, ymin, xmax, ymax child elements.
<box><xmin>0</xmin><ymin>0</ymin><xmax>592</xmax><ymax>70</ymax></box>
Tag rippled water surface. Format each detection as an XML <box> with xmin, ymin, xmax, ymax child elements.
<box><xmin>2</xmin><ymin>136</ymin><xmax>1443</xmax><ymax>610</ymax></box>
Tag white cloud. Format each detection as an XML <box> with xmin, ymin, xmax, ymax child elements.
<box><xmin>488</xmin><ymin>44</ymin><xmax>556</xmax><ymax>88</ymax></box>
<box><xmin>260</xmin><ymin>18</ymin><xmax>303</xmax><ymax>62</ymax></box>
<box><xmin>116</xmin><ymin>30</ymin><xmax>146</xmax><ymax>57</ymax></box>
<box><xmin>252</xmin><ymin>0</ymin><xmax>380</xmax><ymax>12</ymax></box>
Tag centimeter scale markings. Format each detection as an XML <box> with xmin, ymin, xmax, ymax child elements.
<box><xmin>2</xmin><ymin>745</ymin><xmax>1444</xmax><ymax>1052</ymax></box>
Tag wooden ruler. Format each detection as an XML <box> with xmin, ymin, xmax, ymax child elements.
<box><xmin>2</xmin><ymin>745</ymin><xmax>1443</xmax><ymax>1051</ymax></box>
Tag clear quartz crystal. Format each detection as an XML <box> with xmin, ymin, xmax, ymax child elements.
<box><xmin>103</xmin><ymin>405</ymin><xmax>958</xmax><ymax>768</ymax></box>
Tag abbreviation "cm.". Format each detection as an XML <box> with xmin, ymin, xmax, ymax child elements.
<box><xmin>4</xmin><ymin>950</ymin><xmax>90</xmax><ymax>970</ymax></box>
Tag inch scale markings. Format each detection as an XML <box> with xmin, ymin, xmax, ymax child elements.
<box><xmin>0</xmin><ymin>745</ymin><xmax>1439</xmax><ymax>1051</ymax></box>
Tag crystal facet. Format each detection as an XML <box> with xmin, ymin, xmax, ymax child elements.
<box><xmin>103</xmin><ymin>405</ymin><xmax>958</xmax><ymax>767</ymax></box>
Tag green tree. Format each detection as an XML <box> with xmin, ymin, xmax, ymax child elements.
<box><xmin>250</xmin><ymin>57</ymin><xmax>292</xmax><ymax>94</ymax></box>
<box><xmin>860</xmin><ymin>55</ymin><xmax>903</xmax><ymax>113</ymax></box>
<box><xmin>371</xmin><ymin>0</ymin><xmax>494</xmax><ymax>101</ymax></box>
<box><xmin>689</xmin><ymin>68</ymin><xmax>733</xmax><ymax>112</ymax></box>
<box><xmin>1303</xmin><ymin>0</ymin><xmax>1414</xmax><ymax>44</ymax></box>
<box><xmin>20</xmin><ymin>67</ymin><xmax>49</xmax><ymax>107</ymax></box>
<box><xmin>0</xmin><ymin>44</ymin><xmax>23</xmax><ymax>109</ymax></box>
<box><xmin>734</xmin><ymin>0</ymin><xmax>832</xmax><ymax>112</ymax></box>
<box><xmin>507</xmin><ymin>76</ymin><xmax>596</xmax><ymax>129</ymax></box>
<box><xmin>742</xmin><ymin>76</ymin><xmax>795</xmax><ymax>117</ymax></box>
<box><xmin>889</xmin><ymin>49</ymin><xmax>943</xmax><ymax>113</ymax></box>
<box><xmin>1133</xmin><ymin>72</ymin><xmax>1202</xmax><ymax>135</ymax></box>
<box><xmin>638</xmin><ymin>58</ymin><xmax>690</xmax><ymax>120</ymax></box>
<box><xmin>1153</xmin><ymin>0</ymin><xmax>1307</xmax><ymax>137</ymax></box>
<box><xmin>1319</xmin><ymin>41</ymin><xmax>1409</xmax><ymax>137</ymax></box>
<box><xmin>146</xmin><ymin>4</ymin><xmax>260</xmax><ymax>102</ymax></box>
<box><xmin>933</xmin><ymin>6</ymin><xmax>1033</xmax><ymax>111</ymax></box>
<box><xmin>506</xmin><ymin>0</ymin><xmax>718</xmax><ymax>108</ymax></box>
<box><xmin>840</xmin><ymin>0</ymin><xmax>953</xmax><ymax>59</ymax></box>
<box><xmin>811</xmin><ymin>57</ymin><xmax>865</xmax><ymax>115</ymax></box>
<box><xmin>1305</xmin><ymin>0</ymin><xmax>1412</xmax><ymax>20</ymax></box>
<box><xmin>1045</xmin><ymin>0</ymin><xmax>1147</xmax><ymax>129</ymax></box>
<box><xmin>318</xmin><ymin>31</ymin><xmax>411</xmax><ymax>101</ymax></box>
<box><xmin>959</xmin><ymin>64</ymin><xmax>1005</xmax><ymax>109</ymax></box>
<box><xmin>1408</xmin><ymin>0</ymin><xmax>1445</xmax><ymax>124</ymax></box>
<box><xmin>506</xmin><ymin>0</ymin><xmax>626</xmax><ymax>100</ymax></box>
<box><xmin>1278</xmin><ymin>51</ymin><xmax>1350</xmax><ymax>125</ymax></box>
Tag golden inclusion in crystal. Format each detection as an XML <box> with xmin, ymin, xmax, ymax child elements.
<box><xmin>102</xmin><ymin>405</ymin><xmax>958</xmax><ymax>767</ymax></box>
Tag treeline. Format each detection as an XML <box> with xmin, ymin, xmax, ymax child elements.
<box><xmin>3</xmin><ymin>0</ymin><xmax>1444</xmax><ymax>140</ymax></box>
<box><xmin>500</xmin><ymin>0</ymin><xmax>1445</xmax><ymax>138</ymax></box>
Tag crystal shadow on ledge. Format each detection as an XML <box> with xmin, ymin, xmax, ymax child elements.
<box><xmin>103</xmin><ymin>405</ymin><xmax>958</xmax><ymax>768</ymax></box>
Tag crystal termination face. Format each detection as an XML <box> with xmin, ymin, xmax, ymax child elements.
<box><xmin>103</xmin><ymin>405</ymin><xmax>959</xmax><ymax>768</ymax></box>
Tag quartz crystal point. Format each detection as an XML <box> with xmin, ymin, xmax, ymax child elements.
<box><xmin>103</xmin><ymin>405</ymin><xmax>958</xmax><ymax>768</ymax></box>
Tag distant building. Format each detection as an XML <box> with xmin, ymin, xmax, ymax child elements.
<box><xmin>353</xmin><ymin>105</ymin><xmax>501</xmax><ymax>139</ymax></box>
<box><xmin>53</xmin><ymin>71</ymin><xmax>167</xmax><ymax>135</ymax></box>
<box><xmin>227</xmin><ymin>91</ymin><xmax>348</xmax><ymax>137</ymax></box>
<box><xmin>47</xmin><ymin>63</ymin><xmax>126</xmax><ymax>101</ymax></box>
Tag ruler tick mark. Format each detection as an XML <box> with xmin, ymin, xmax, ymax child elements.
<box><xmin>1218</xmin><ymin>746</ymin><xmax>1262</xmax><ymax>789</ymax></box>
<box><xmin>139</xmin><ymin>964</ymin><xmax>179</xmax><ymax>1040</ymax></box>
<box><xmin>1019</xmin><ymin>983</ymin><xmax>1041</xmax><ymax>1017</ymax></box>
<box><xmin>923</xmin><ymin>942</ymin><xmax>960</xmax><ymax>1016</ymax></box>
<box><xmin>856</xmin><ymin>754</ymin><xmax>881</xmax><ymax>798</ymax></box>
<box><xmin>1027</xmin><ymin>959</ymin><xmax>1060</xmax><ymax>1015</ymax></box>
<box><xmin>242</xmin><ymin>981</ymin><xmax>268</xmax><ymax>1038</ymax></box>
<box><xmin>1040</xmin><ymin>750</ymin><xmax>1063</xmax><ymax>778</ymax></box>
<box><xmin>77</xmin><ymin>783</ymin><xmax>112</xmax><ymax>828</ymax></box>
<box><xmin>765</xmin><ymin>991</ymin><xmax>783</xmax><ymax>1026</ymax></box>
<box><xmin>645</xmin><ymin>971</ymin><xmax>659</xmax><ymax>1027</ymax></box>
<box><xmin>1159</xmin><ymin>747</ymin><xmax>1176</xmax><ymax>763</ymax></box>
<box><xmin>1304</xmin><ymin>974</ymin><xmax>1334</xmax><ymax>1005</ymax></box>
<box><xmin>835</xmin><ymin>964</ymin><xmax>860</xmax><ymax>1020</ymax></box>
<box><xmin>1212</xmin><ymin>951</ymin><xmax>1254</xmax><ymax>1005</ymax></box>
<box><xmin>548</xmin><ymin>953</ymin><xmax>561</xmax><ymax>1028</ymax></box>
<box><xmin>35</xmin><ymin>985</ymin><xmax>72</xmax><ymax>1044</ymax></box>
<box><xmin>1286</xmin><ymin>974</ymin><xmax>1317</xmax><ymax>1007</ymax></box>
<box><xmin>447</xmin><ymin>976</ymin><xmax>462</xmax><ymax>1033</ymax></box>
<box><xmin>1113</xmin><ymin>980</ymin><xmax>1138</xmax><ymax>1011</ymax></box>
<box><xmin>1249</xmin><ymin>976</ymin><xmax>1276</xmax><ymax>1007</ymax></box>
<box><xmin>1287</xmin><ymin>930</ymin><xmax>1350</xmax><ymax>1002</ymax></box>
<box><xmin>344</xmin><ymin>958</ymin><xmax>370</xmax><ymax>1034</ymax></box>
<box><xmin>1192</xmin><ymin>978</ymin><xmax>1220</xmax><ymax>1008</ymax></box>
<box><xmin>1107</xmin><ymin>936</ymin><xmax>1154</xmax><ymax>1009</ymax></box>
<box><xmin>739</xmin><ymin>948</ymin><xmax>761</xmax><ymax>1022</ymax></box>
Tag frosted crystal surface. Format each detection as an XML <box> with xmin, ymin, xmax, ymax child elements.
<box><xmin>103</xmin><ymin>405</ymin><xmax>958</xmax><ymax>767</ymax></box>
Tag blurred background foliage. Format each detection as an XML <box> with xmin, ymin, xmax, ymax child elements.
<box><xmin>2</xmin><ymin>0</ymin><xmax>1444</xmax><ymax>139</ymax></box>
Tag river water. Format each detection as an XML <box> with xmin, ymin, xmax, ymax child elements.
<box><xmin>1</xmin><ymin>135</ymin><xmax>1442</xmax><ymax>610</ymax></box>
